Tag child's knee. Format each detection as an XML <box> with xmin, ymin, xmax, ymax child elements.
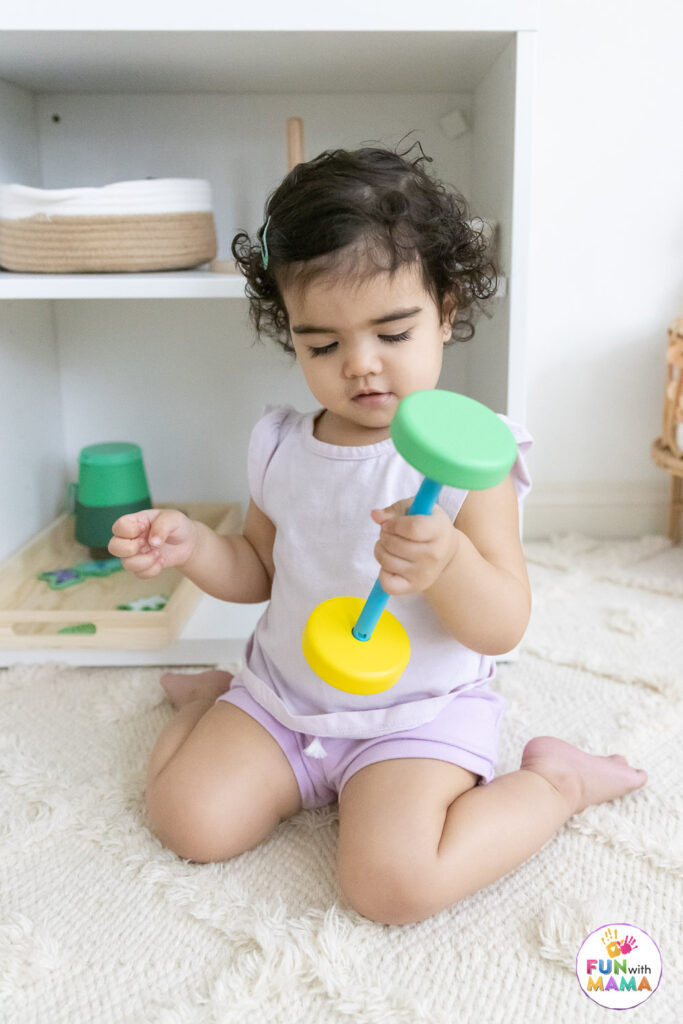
<box><xmin>340</xmin><ymin>876</ymin><xmax>439</xmax><ymax>926</ymax></box>
<box><xmin>338</xmin><ymin>848</ymin><xmax>441</xmax><ymax>926</ymax></box>
<box><xmin>144</xmin><ymin>776</ymin><xmax>218</xmax><ymax>862</ymax></box>
<box><xmin>144</xmin><ymin>766</ymin><xmax>282</xmax><ymax>864</ymax></box>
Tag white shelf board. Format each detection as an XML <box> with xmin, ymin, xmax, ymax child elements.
<box><xmin>0</xmin><ymin>4</ymin><xmax>540</xmax><ymax>37</ymax></box>
<box><xmin>0</xmin><ymin>269</ymin><xmax>507</xmax><ymax>301</ymax></box>
<box><xmin>0</xmin><ymin>30</ymin><xmax>517</xmax><ymax>95</ymax></box>
<box><xmin>0</xmin><ymin>269</ymin><xmax>247</xmax><ymax>299</ymax></box>
<box><xmin>0</xmin><ymin>592</ymin><xmax>268</xmax><ymax>667</ymax></box>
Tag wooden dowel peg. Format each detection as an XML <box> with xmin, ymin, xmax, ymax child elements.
<box><xmin>287</xmin><ymin>117</ymin><xmax>304</xmax><ymax>171</ymax></box>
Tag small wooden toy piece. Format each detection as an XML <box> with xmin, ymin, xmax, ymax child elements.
<box><xmin>302</xmin><ymin>390</ymin><xmax>518</xmax><ymax>695</ymax></box>
<box><xmin>651</xmin><ymin>316</ymin><xmax>683</xmax><ymax>543</ymax></box>
<box><xmin>286</xmin><ymin>117</ymin><xmax>305</xmax><ymax>171</ymax></box>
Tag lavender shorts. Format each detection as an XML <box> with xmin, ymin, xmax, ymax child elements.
<box><xmin>217</xmin><ymin>681</ymin><xmax>506</xmax><ymax>810</ymax></box>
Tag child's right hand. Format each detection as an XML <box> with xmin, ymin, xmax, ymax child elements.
<box><xmin>108</xmin><ymin>509</ymin><xmax>198</xmax><ymax>579</ymax></box>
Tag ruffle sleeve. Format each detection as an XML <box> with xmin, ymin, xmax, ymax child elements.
<box><xmin>498</xmin><ymin>414</ymin><xmax>533</xmax><ymax>503</ymax></box>
<box><xmin>437</xmin><ymin>414</ymin><xmax>533</xmax><ymax>521</ymax></box>
<box><xmin>247</xmin><ymin>404</ymin><xmax>298</xmax><ymax>512</ymax></box>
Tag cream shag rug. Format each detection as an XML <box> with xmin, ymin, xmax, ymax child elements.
<box><xmin>1</xmin><ymin>534</ymin><xmax>681</xmax><ymax>1023</ymax></box>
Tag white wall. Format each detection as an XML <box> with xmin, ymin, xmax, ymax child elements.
<box><xmin>524</xmin><ymin>0</ymin><xmax>683</xmax><ymax>537</ymax></box>
<box><xmin>468</xmin><ymin>36</ymin><xmax>516</xmax><ymax>415</ymax></box>
<box><xmin>34</xmin><ymin>92</ymin><xmax>474</xmax><ymax>265</ymax></box>
<box><xmin>0</xmin><ymin>79</ymin><xmax>66</xmax><ymax>560</ymax></box>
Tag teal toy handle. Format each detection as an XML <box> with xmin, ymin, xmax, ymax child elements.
<box><xmin>352</xmin><ymin>477</ymin><xmax>442</xmax><ymax>641</ymax></box>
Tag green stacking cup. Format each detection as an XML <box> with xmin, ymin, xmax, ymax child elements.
<box><xmin>74</xmin><ymin>442</ymin><xmax>151</xmax><ymax>551</ymax></box>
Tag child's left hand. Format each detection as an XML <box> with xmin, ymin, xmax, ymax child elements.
<box><xmin>370</xmin><ymin>499</ymin><xmax>459</xmax><ymax>596</ymax></box>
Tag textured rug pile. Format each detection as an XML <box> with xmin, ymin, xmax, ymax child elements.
<box><xmin>1</xmin><ymin>534</ymin><xmax>680</xmax><ymax>1023</ymax></box>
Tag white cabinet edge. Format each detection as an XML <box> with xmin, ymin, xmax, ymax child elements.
<box><xmin>1</xmin><ymin>3</ymin><xmax>540</xmax><ymax>33</ymax></box>
<box><xmin>0</xmin><ymin>270</ymin><xmax>507</xmax><ymax>300</ymax></box>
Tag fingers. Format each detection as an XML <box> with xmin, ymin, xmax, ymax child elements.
<box><xmin>119</xmin><ymin>551</ymin><xmax>164</xmax><ymax>579</ymax></box>
<box><xmin>374</xmin><ymin>530</ymin><xmax>418</xmax><ymax>561</ymax></box>
<box><xmin>378</xmin><ymin>567</ymin><xmax>414</xmax><ymax>596</ymax></box>
<box><xmin>371</xmin><ymin>506</ymin><xmax>426</xmax><ymax>595</ymax></box>
<box><xmin>108</xmin><ymin>529</ymin><xmax>163</xmax><ymax>578</ymax></box>
<box><xmin>370</xmin><ymin>501</ymin><xmax>411</xmax><ymax>531</ymax></box>
<box><xmin>373</xmin><ymin>536</ymin><xmax>414</xmax><ymax>595</ymax></box>
<box><xmin>371</xmin><ymin>508</ymin><xmax>435</xmax><ymax>541</ymax></box>
<box><xmin>110</xmin><ymin>511</ymin><xmax>154</xmax><ymax>539</ymax></box>
<box><xmin>372</xmin><ymin>504</ymin><xmax>456</xmax><ymax>595</ymax></box>
<box><xmin>146</xmin><ymin>509</ymin><xmax>184</xmax><ymax>549</ymax></box>
<box><xmin>109</xmin><ymin>509</ymin><xmax>183</xmax><ymax>552</ymax></box>
<box><xmin>373</xmin><ymin>540</ymin><xmax>413</xmax><ymax>583</ymax></box>
<box><xmin>108</xmin><ymin>508</ymin><xmax>184</xmax><ymax>578</ymax></box>
<box><xmin>109</xmin><ymin>511</ymin><xmax>154</xmax><ymax>559</ymax></box>
<box><xmin>111</xmin><ymin>508</ymin><xmax>194</xmax><ymax>579</ymax></box>
<box><xmin>371</xmin><ymin>498</ymin><xmax>412</xmax><ymax>520</ymax></box>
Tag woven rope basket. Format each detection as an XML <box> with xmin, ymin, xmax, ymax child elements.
<box><xmin>0</xmin><ymin>210</ymin><xmax>217</xmax><ymax>273</ymax></box>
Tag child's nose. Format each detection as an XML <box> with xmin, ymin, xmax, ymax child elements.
<box><xmin>342</xmin><ymin>341</ymin><xmax>383</xmax><ymax>378</ymax></box>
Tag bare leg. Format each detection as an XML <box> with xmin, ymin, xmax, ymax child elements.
<box><xmin>160</xmin><ymin>668</ymin><xmax>234</xmax><ymax>709</ymax></box>
<box><xmin>145</xmin><ymin>700</ymin><xmax>303</xmax><ymax>862</ymax></box>
<box><xmin>144</xmin><ymin>664</ymin><xmax>303</xmax><ymax>863</ymax></box>
<box><xmin>434</xmin><ymin>736</ymin><xmax>648</xmax><ymax>907</ymax></box>
<box><xmin>338</xmin><ymin>735</ymin><xmax>648</xmax><ymax>925</ymax></box>
<box><xmin>147</xmin><ymin>699</ymin><xmax>216</xmax><ymax>785</ymax></box>
<box><xmin>147</xmin><ymin>669</ymin><xmax>234</xmax><ymax>784</ymax></box>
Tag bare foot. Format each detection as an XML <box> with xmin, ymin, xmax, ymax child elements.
<box><xmin>160</xmin><ymin>669</ymin><xmax>234</xmax><ymax>709</ymax></box>
<box><xmin>521</xmin><ymin>735</ymin><xmax>648</xmax><ymax>816</ymax></box>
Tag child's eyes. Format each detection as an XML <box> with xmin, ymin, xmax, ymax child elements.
<box><xmin>379</xmin><ymin>330</ymin><xmax>412</xmax><ymax>344</ymax></box>
<box><xmin>308</xmin><ymin>330</ymin><xmax>412</xmax><ymax>357</ymax></box>
<box><xmin>309</xmin><ymin>342</ymin><xmax>337</xmax><ymax>357</ymax></box>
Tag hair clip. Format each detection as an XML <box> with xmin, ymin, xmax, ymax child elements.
<box><xmin>261</xmin><ymin>215</ymin><xmax>272</xmax><ymax>269</ymax></box>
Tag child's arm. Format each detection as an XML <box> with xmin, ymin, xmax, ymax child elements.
<box><xmin>426</xmin><ymin>477</ymin><xmax>531</xmax><ymax>654</ymax></box>
<box><xmin>109</xmin><ymin>499</ymin><xmax>274</xmax><ymax>604</ymax></box>
<box><xmin>371</xmin><ymin>475</ymin><xmax>531</xmax><ymax>655</ymax></box>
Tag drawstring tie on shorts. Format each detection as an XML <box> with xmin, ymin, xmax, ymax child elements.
<box><xmin>303</xmin><ymin>737</ymin><xmax>327</xmax><ymax>759</ymax></box>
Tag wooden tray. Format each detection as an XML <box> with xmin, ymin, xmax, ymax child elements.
<box><xmin>0</xmin><ymin>503</ymin><xmax>242</xmax><ymax>649</ymax></box>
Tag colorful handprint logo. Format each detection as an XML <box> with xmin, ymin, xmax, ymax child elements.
<box><xmin>576</xmin><ymin>922</ymin><xmax>662</xmax><ymax>1009</ymax></box>
<box><xmin>601</xmin><ymin>926</ymin><xmax>638</xmax><ymax>958</ymax></box>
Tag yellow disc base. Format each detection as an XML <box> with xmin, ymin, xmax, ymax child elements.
<box><xmin>302</xmin><ymin>596</ymin><xmax>411</xmax><ymax>695</ymax></box>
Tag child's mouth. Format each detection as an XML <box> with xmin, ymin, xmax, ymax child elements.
<box><xmin>352</xmin><ymin>391</ymin><xmax>392</xmax><ymax>407</ymax></box>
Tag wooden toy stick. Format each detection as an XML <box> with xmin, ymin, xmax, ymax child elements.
<box><xmin>287</xmin><ymin>117</ymin><xmax>304</xmax><ymax>171</ymax></box>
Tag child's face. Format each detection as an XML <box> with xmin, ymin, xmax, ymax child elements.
<box><xmin>282</xmin><ymin>261</ymin><xmax>453</xmax><ymax>443</ymax></box>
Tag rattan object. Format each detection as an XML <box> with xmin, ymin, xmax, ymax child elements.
<box><xmin>651</xmin><ymin>316</ymin><xmax>683</xmax><ymax>542</ymax></box>
<box><xmin>0</xmin><ymin>179</ymin><xmax>217</xmax><ymax>273</ymax></box>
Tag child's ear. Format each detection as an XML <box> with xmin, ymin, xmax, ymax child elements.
<box><xmin>440</xmin><ymin>292</ymin><xmax>457</xmax><ymax>331</ymax></box>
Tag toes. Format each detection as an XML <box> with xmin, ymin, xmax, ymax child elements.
<box><xmin>607</xmin><ymin>754</ymin><xmax>648</xmax><ymax>785</ymax></box>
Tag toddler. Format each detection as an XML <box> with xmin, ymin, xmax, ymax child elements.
<box><xmin>109</xmin><ymin>141</ymin><xmax>647</xmax><ymax>925</ymax></box>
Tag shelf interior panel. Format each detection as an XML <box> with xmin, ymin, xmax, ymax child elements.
<box><xmin>0</xmin><ymin>31</ymin><xmax>513</xmax><ymax>95</ymax></box>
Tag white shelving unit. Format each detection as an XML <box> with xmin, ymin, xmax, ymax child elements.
<box><xmin>0</xmin><ymin>5</ymin><xmax>538</xmax><ymax>666</ymax></box>
<box><xmin>0</xmin><ymin>270</ymin><xmax>507</xmax><ymax>302</ymax></box>
<box><xmin>0</xmin><ymin>270</ymin><xmax>246</xmax><ymax>300</ymax></box>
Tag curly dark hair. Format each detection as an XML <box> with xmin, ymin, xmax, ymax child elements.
<box><xmin>231</xmin><ymin>137</ymin><xmax>498</xmax><ymax>354</ymax></box>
